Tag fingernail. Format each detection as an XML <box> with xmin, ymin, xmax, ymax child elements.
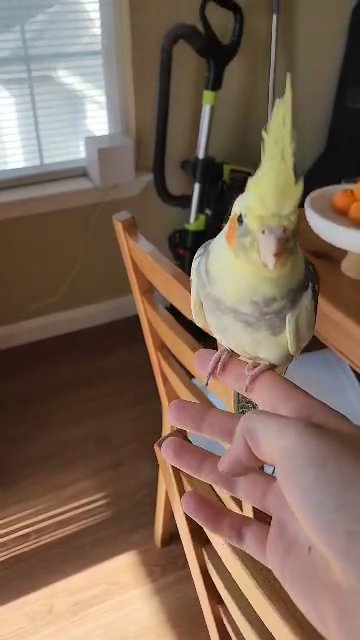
<box><xmin>157</xmin><ymin>431</ymin><xmax>188</xmax><ymax>451</ymax></box>
<box><xmin>157</xmin><ymin>435</ymin><xmax>171</xmax><ymax>450</ymax></box>
<box><xmin>217</xmin><ymin>455</ymin><xmax>232</xmax><ymax>475</ymax></box>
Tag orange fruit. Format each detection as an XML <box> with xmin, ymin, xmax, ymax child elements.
<box><xmin>348</xmin><ymin>201</ymin><xmax>360</xmax><ymax>227</ymax></box>
<box><xmin>331</xmin><ymin>188</ymin><xmax>355</xmax><ymax>216</ymax></box>
<box><xmin>353</xmin><ymin>182</ymin><xmax>360</xmax><ymax>201</ymax></box>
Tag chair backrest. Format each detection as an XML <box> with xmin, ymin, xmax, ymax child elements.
<box><xmin>113</xmin><ymin>211</ymin><xmax>233</xmax><ymax>413</ymax></box>
<box><xmin>113</xmin><ymin>212</ymin><xmax>323</xmax><ymax>640</ymax></box>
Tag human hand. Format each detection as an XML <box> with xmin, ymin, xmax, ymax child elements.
<box><xmin>161</xmin><ymin>350</ymin><xmax>360</xmax><ymax>640</ymax></box>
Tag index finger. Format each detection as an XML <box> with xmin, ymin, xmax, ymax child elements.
<box><xmin>168</xmin><ymin>399</ymin><xmax>237</xmax><ymax>446</ymax></box>
<box><xmin>196</xmin><ymin>350</ymin><xmax>353</xmax><ymax>433</ymax></box>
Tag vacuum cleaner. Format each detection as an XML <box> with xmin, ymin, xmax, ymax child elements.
<box><xmin>153</xmin><ymin>0</ymin><xmax>253</xmax><ymax>276</ymax></box>
<box><xmin>153</xmin><ymin>0</ymin><xmax>281</xmax><ymax>277</ymax></box>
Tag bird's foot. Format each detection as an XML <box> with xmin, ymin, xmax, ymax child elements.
<box><xmin>244</xmin><ymin>361</ymin><xmax>274</xmax><ymax>393</ymax></box>
<box><xmin>205</xmin><ymin>348</ymin><xmax>232</xmax><ymax>387</ymax></box>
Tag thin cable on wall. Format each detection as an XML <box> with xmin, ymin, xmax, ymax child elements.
<box><xmin>20</xmin><ymin>188</ymin><xmax>112</xmax><ymax>320</ymax></box>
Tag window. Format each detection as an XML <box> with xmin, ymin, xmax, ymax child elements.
<box><xmin>0</xmin><ymin>0</ymin><xmax>125</xmax><ymax>186</ymax></box>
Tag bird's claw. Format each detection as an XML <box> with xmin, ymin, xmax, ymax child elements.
<box><xmin>244</xmin><ymin>361</ymin><xmax>274</xmax><ymax>392</ymax></box>
<box><xmin>205</xmin><ymin>348</ymin><xmax>232</xmax><ymax>387</ymax></box>
<box><xmin>205</xmin><ymin>353</ymin><xmax>274</xmax><ymax>392</ymax></box>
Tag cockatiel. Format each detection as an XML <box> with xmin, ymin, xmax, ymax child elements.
<box><xmin>191</xmin><ymin>74</ymin><xmax>318</xmax><ymax>413</ymax></box>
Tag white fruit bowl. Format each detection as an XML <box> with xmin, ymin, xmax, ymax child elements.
<box><xmin>304</xmin><ymin>185</ymin><xmax>360</xmax><ymax>280</ymax></box>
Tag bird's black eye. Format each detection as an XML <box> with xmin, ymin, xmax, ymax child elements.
<box><xmin>237</xmin><ymin>214</ymin><xmax>243</xmax><ymax>226</ymax></box>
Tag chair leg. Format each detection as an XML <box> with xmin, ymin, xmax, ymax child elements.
<box><xmin>154</xmin><ymin>471</ymin><xmax>173</xmax><ymax>548</ymax></box>
<box><xmin>154</xmin><ymin>443</ymin><xmax>225</xmax><ymax>640</ymax></box>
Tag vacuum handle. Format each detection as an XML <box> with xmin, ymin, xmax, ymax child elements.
<box><xmin>153</xmin><ymin>5</ymin><xmax>244</xmax><ymax>209</ymax></box>
<box><xmin>153</xmin><ymin>24</ymin><xmax>208</xmax><ymax>209</ymax></box>
<box><xmin>200</xmin><ymin>0</ymin><xmax>243</xmax><ymax>89</ymax></box>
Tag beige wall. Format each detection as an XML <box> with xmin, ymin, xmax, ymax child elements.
<box><xmin>0</xmin><ymin>0</ymin><xmax>353</xmax><ymax>325</ymax></box>
<box><xmin>0</xmin><ymin>188</ymin><xmax>178</xmax><ymax>325</ymax></box>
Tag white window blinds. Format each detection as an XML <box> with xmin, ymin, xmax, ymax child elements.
<box><xmin>0</xmin><ymin>0</ymin><xmax>112</xmax><ymax>180</ymax></box>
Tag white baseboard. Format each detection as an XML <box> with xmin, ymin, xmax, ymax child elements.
<box><xmin>0</xmin><ymin>295</ymin><xmax>137</xmax><ymax>349</ymax></box>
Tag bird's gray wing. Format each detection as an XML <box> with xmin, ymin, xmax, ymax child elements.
<box><xmin>190</xmin><ymin>241</ymin><xmax>212</xmax><ymax>330</ymax></box>
<box><xmin>286</xmin><ymin>260</ymin><xmax>319</xmax><ymax>356</ymax></box>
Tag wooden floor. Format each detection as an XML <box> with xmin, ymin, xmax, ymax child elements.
<box><xmin>0</xmin><ymin>318</ymin><xmax>208</xmax><ymax>640</ymax></box>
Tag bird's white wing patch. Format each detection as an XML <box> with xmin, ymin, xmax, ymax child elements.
<box><xmin>286</xmin><ymin>285</ymin><xmax>316</xmax><ymax>356</ymax></box>
<box><xmin>190</xmin><ymin>249</ymin><xmax>207</xmax><ymax>329</ymax></box>
<box><xmin>191</xmin><ymin>279</ymin><xmax>207</xmax><ymax>329</ymax></box>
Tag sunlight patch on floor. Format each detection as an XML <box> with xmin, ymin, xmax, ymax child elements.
<box><xmin>0</xmin><ymin>549</ymin><xmax>178</xmax><ymax>640</ymax></box>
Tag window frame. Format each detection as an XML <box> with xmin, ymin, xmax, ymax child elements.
<box><xmin>0</xmin><ymin>0</ymin><xmax>135</xmax><ymax>190</ymax></box>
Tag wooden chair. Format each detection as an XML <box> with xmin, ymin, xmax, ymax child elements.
<box><xmin>113</xmin><ymin>212</ymin><xmax>323</xmax><ymax>640</ymax></box>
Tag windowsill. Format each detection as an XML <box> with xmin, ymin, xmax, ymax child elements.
<box><xmin>0</xmin><ymin>172</ymin><xmax>153</xmax><ymax>220</ymax></box>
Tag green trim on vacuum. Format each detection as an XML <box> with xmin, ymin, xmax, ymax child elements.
<box><xmin>185</xmin><ymin>213</ymin><xmax>207</xmax><ymax>231</ymax></box>
<box><xmin>202</xmin><ymin>90</ymin><xmax>216</xmax><ymax>106</ymax></box>
<box><xmin>223</xmin><ymin>163</ymin><xmax>232</xmax><ymax>184</ymax></box>
<box><xmin>223</xmin><ymin>163</ymin><xmax>253</xmax><ymax>183</ymax></box>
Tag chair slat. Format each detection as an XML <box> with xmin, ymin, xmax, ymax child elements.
<box><xmin>181</xmin><ymin>473</ymin><xmax>322</xmax><ymax>640</ymax></box>
<box><xmin>124</xmin><ymin>227</ymin><xmax>193</xmax><ymax>321</ymax></box>
<box><xmin>113</xmin><ymin>212</ymin><xmax>169</xmax><ymax>411</ymax></box>
<box><xmin>154</xmin><ymin>442</ymin><xmax>227</xmax><ymax>640</ymax></box>
<box><xmin>206</xmin><ymin>536</ymin><xmax>311</xmax><ymax>640</ymax></box>
<box><xmin>158</xmin><ymin>349</ymin><xmax>213</xmax><ymax>406</ymax></box>
<box><xmin>218</xmin><ymin>604</ymin><xmax>246</xmax><ymax>640</ymax></box>
<box><xmin>204</xmin><ymin>546</ymin><xmax>273</xmax><ymax>640</ymax></box>
<box><xmin>144</xmin><ymin>293</ymin><xmax>233</xmax><ymax>409</ymax></box>
<box><xmin>182</xmin><ymin>473</ymin><xmax>254</xmax><ymax>526</ymax></box>
<box><xmin>144</xmin><ymin>291</ymin><xmax>200</xmax><ymax>365</ymax></box>
<box><xmin>213</xmin><ymin>489</ymin><xmax>244</xmax><ymax>515</ymax></box>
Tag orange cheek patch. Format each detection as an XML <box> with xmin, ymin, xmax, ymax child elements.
<box><xmin>226</xmin><ymin>216</ymin><xmax>237</xmax><ymax>248</ymax></box>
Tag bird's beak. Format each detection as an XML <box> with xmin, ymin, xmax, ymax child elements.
<box><xmin>258</xmin><ymin>229</ymin><xmax>286</xmax><ymax>270</ymax></box>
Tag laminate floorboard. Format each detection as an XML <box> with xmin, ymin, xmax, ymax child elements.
<box><xmin>0</xmin><ymin>317</ymin><xmax>208</xmax><ymax>640</ymax></box>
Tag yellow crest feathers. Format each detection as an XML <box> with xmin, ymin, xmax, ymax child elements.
<box><xmin>240</xmin><ymin>74</ymin><xmax>303</xmax><ymax>219</ymax></box>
